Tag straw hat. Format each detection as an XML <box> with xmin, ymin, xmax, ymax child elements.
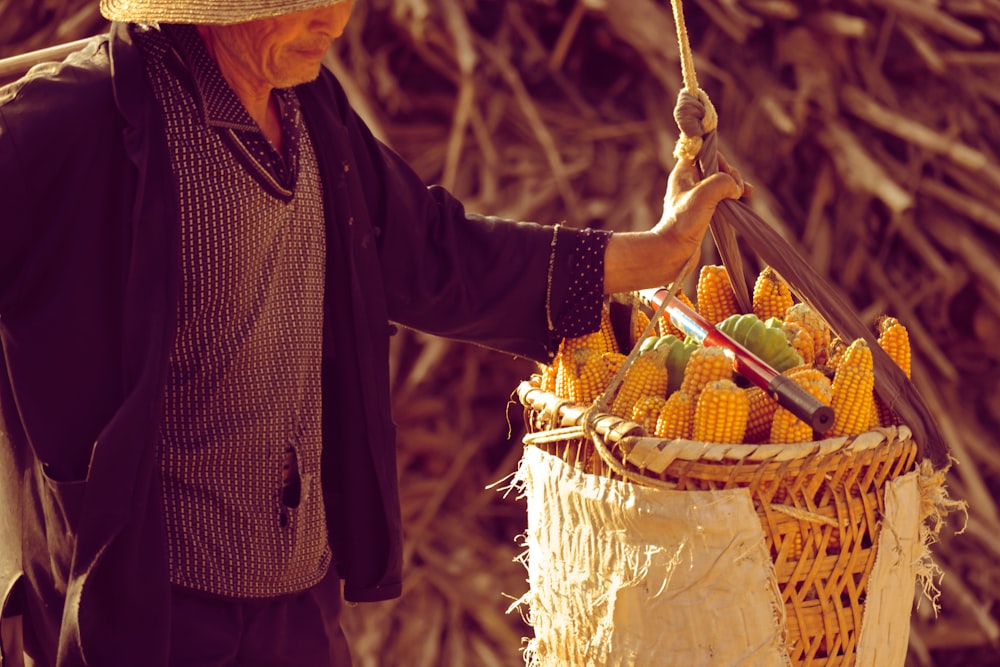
<box><xmin>100</xmin><ymin>0</ymin><xmax>348</xmax><ymax>25</ymax></box>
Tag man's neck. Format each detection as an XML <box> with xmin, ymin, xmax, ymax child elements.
<box><xmin>195</xmin><ymin>26</ymin><xmax>283</xmax><ymax>152</ymax></box>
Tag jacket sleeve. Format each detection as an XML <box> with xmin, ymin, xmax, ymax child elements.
<box><xmin>322</xmin><ymin>75</ymin><xmax>608</xmax><ymax>362</ymax></box>
<box><xmin>0</xmin><ymin>95</ymin><xmax>36</xmax><ymax>299</ymax></box>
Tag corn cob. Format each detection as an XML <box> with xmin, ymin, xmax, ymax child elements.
<box><xmin>877</xmin><ymin>316</ymin><xmax>911</xmax><ymax>378</ymax></box>
<box><xmin>654</xmin><ymin>390</ymin><xmax>694</xmax><ymax>440</ymax></box>
<box><xmin>609</xmin><ymin>348</ymin><xmax>669</xmax><ymax>418</ymax></box>
<box><xmin>631</xmin><ymin>395</ymin><xmax>668</xmax><ymax>435</ymax></box>
<box><xmin>784</xmin><ymin>302</ymin><xmax>832</xmax><ymax>366</ymax></box>
<box><xmin>781</xmin><ymin>321</ymin><xmax>815</xmax><ymax>367</ymax></box>
<box><xmin>633</xmin><ymin>309</ymin><xmax>652</xmax><ymax>346</ymax></box>
<box><xmin>785</xmin><ymin>530</ymin><xmax>804</xmax><ymax>561</ymax></box>
<box><xmin>550</xmin><ymin>304</ymin><xmax>619</xmax><ymax>399</ymax></box>
<box><xmin>752</xmin><ymin>266</ymin><xmax>794</xmax><ymax>322</ymax></box>
<box><xmin>679</xmin><ymin>346</ymin><xmax>733</xmax><ymax>397</ymax></box>
<box><xmin>596</xmin><ymin>302</ymin><xmax>621</xmax><ymax>354</ymax></box>
<box><xmin>696</xmin><ymin>265</ymin><xmax>741</xmax><ymax>325</ymax></box>
<box><xmin>744</xmin><ymin>385</ymin><xmax>778</xmax><ymax>443</ymax></box>
<box><xmin>573</xmin><ymin>348</ymin><xmax>617</xmax><ymax>404</ymax></box>
<box><xmin>657</xmin><ymin>290</ymin><xmax>697</xmax><ymax>338</ymax></box>
<box><xmin>830</xmin><ymin>338</ymin><xmax>876</xmax><ymax>437</ymax></box>
<box><xmin>602</xmin><ymin>351</ymin><xmax>627</xmax><ymax>378</ymax></box>
<box><xmin>876</xmin><ymin>315</ymin><xmax>910</xmax><ymax>434</ymax></box>
<box><xmin>769</xmin><ymin>368</ymin><xmax>832</xmax><ymax>444</ymax></box>
<box><xmin>693</xmin><ymin>379</ymin><xmax>749</xmax><ymax>443</ymax></box>
<box><xmin>539</xmin><ymin>359</ymin><xmax>558</xmax><ymax>393</ymax></box>
<box><xmin>826</xmin><ymin>337</ymin><xmax>847</xmax><ymax>372</ymax></box>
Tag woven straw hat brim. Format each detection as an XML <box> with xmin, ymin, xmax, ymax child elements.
<box><xmin>100</xmin><ymin>0</ymin><xmax>347</xmax><ymax>25</ymax></box>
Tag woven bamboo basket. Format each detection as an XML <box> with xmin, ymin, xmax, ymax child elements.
<box><xmin>515</xmin><ymin>376</ymin><xmax>938</xmax><ymax>666</ymax></box>
<box><xmin>508</xmin><ymin>8</ymin><xmax>953</xmax><ymax>663</ymax></box>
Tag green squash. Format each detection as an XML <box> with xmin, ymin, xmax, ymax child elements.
<box><xmin>655</xmin><ymin>334</ymin><xmax>699</xmax><ymax>394</ymax></box>
<box><xmin>717</xmin><ymin>313</ymin><xmax>803</xmax><ymax>372</ymax></box>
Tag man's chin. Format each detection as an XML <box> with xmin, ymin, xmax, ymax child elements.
<box><xmin>277</xmin><ymin>65</ymin><xmax>324</xmax><ymax>89</ymax></box>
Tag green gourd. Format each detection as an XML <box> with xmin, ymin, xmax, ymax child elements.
<box><xmin>717</xmin><ymin>313</ymin><xmax>803</xmax><ymax>372</ymax></box>
<box><xmin>654</xmin><ymin>334</ymin><xmax>699</xmax><ymax>394</ymax></box>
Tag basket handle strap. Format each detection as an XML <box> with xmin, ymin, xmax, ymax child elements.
<box><xmin>667</xmin><ymin>0</ymin><xmax>950</xmax><ymax>469</ymax></box>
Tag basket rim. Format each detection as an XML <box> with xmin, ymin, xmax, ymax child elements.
<box><xmin>518</xmin><ymin>378</ymin><xmax>913</xmax><ymax>465</ymax></box>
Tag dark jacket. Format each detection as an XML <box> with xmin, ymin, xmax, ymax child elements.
<box><xmin>0</xmin><ymin>23</ymin><xmax>589</xmax><ymax>666</ymax></box>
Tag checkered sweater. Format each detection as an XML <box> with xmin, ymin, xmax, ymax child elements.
<box><xmin>141</xmin><ymin>28</ymin><xmax>331</xmax><ymax>599</ymax></box>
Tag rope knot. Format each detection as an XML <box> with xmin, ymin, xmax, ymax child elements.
<box><xmin>673</xmin><ymin>88</ymin><xmax>718</xmax><ymax>161</ymax></box>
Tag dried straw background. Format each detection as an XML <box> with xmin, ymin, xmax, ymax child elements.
<box><xmin>2</xmin><ymin>0</ymin><xmax>998</xmax><ymax>665</ymax></box>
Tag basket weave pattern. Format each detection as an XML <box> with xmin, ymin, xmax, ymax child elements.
<box><xmin>519</xmin><ymin>379</ymin><xmax>919</xmax><ymax>666</ymax></box>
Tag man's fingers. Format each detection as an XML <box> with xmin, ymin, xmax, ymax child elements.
<box><xmin>699</xmin><ymin>171</ymin><xmax>744</xmax><ymax>204</ymax></box>
<box><xmin>669</xmin><ymin>156</ymin><xmax>701</xmax><ymax>192</ymax></box>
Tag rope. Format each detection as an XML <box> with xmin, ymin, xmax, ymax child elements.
<box><xmin>669</xmin><ymin>0</ymin><xmax>718</xmax><ymax>163</ymax></box>
<box><xmin>578</xmin><ymin>0</ymin><xmax>713</xmax><ymax>458</ymax></box>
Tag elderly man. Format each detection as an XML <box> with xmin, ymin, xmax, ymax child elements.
<box><xmin>0</xmin><ymin>1</ymin><xmax>744</xmax><ymax>665</ymax></box>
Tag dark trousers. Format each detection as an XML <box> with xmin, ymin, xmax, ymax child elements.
<box><xmin>14</xmin><ymin>566</ymin><xmax>353</xmax><ymax>667</ymax></box>
<box><xmin>167</xmin><ymin>566</ymin><xmax>353</xmax><ymax>667</ymax></box>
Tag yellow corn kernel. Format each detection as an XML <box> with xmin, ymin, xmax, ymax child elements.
<box><xmin>831</xmin><ymin>339</ymin><xmax>876</xmax><ymax>437</ymax></box>
<box><xmin>654</xmin><ymin>391</ymin><xmax>694</xmax><ymax>440</ymax></box>
<box><xmin>752</xmin><ymin>266</ymin><xmax>794</xmax><ymax>322</ymax></box>
<box><xmin>784</xmin><ymin>302</ymin><xmax>832</xmax><ymax>366</ymax></box>
<box><xmin>601</xmin><ymin>351</ymin><xmax>627</xmax><ymax>378</ymax></box>
<box><xmin>657</xmin><ymin>290</ymin><xmax>697</xmax><ymax>338</ymax></box>
<box><xmin>877</xmin><ymin>316</ymin><xmax>911</xmax><ymax>379</ymax></box>
<box><xmin>539</xmin><ymin>360</ymin><xmax>558</xmax><ymax>393</ymax></box>
<box><xmin>786</xmin><ymin>530</ymin><xmax>804</xmax><ymax>561</ymax></box>
<box><xmin>573</xmin><ymin>348</ymin><xmax>615</xmax><ymax>404</ymax></box>
<box><xmin>596</xmin><ymin>302</ymin><xmax>621</xmax><ymax>355</ymax></box>
<box><xmin>679</xmin><ymin>346</ymin><xmax>733</xmax><ymax>397</ymax></box>
<box><xmin>633</xmin><ymin>308</ymin><xmax>653</xmax><ymax>346</ymax></box>
<box><xmin>696</xmin><ymin>265</ymin><xmax>741</xmax><ymax>325</ymax></box>
<box><xmin>826</xmin><ymin>338</ymin><xmax>846</xmax><ymax>372</ymax></box>
<box><xmin>781</xmin><ymin>321</ymin><xmax>815</xmax><ymax>367</ymax></box>
<box><xmin>826</xmin><ymin>526</ymin><xmax>842</xmax><ymax>553</ymax></box>
<box><xmin>744</xmin><ymin>386</ymin><xmax>778</xmax><ymax>443</ymax></box>
<box><xmin>610</xmin><ymin>348</ymin><xmax>669</xmax><ymax>418</ymax></box>
<box><xmin>550</xmin><ymin>305</ymin><xmax>620</xmax><ymax>399</ymax></box>
<box><xmin>769</xmin><ymin>369</ymin><xmax>832</xmax><ymax>444</ymax></box>
<box><xmin>693</xmin><ymin>379</ymin><xmax>749</xmax><ymax>443</ymax></box>
<box><xmin>631</xmin><ymin>395</ymin><xmax>668</xmax><ymax>435</ymax></box>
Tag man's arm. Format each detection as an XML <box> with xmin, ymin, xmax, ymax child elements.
<box><xmin>602</xmin><ymin>154</ymin><xmax>746</xmax><ymax>295</ymax></box>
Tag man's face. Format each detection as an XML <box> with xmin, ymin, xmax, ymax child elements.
<box><xmin>202</xmin><ymin>1</ymin><xmax>354</xmax><ymax>90</ymax></box>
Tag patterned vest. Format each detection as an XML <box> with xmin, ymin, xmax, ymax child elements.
<box><xmin>141</xmin><ymin>29</ymin><xmax>331</xmax><ymax>598</ymax></box>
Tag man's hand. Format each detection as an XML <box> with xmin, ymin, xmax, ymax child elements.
<box><xmin>603</xmin><ymin>153</ymin><xmax>747</xmax><ymax>295</ymax></box>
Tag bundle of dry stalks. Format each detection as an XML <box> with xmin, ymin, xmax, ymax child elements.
<box><xmin>3</xmin><ymin>0</ymin><xmax>998</xmax><ymax>665</ymax></box>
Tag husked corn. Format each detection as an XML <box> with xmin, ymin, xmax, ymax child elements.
<box><xmin>696</xmin><ymin>265</ymin><xmax>741</xmax><ymax>325</ymax></box>
<box><xmin>602</xmin><ymin>351</ymin><xmax>628</xmax><ymax>378</ymax></box>
<box><xmin>831</xmin><ymin>339</ymin><xmax>876</xmax><ymax>437</ymax></box>
<box><xmin>875</xmin><ymin>316</ymin><xmax>911</xmax><ymax>427</ymax></box>
<box><xmin>693</xmin><ymin>379</ymin><xmax>749</xmax><ymax>443</ymax></box>
<box><xmin>539</xmin><ymin>358</ymin><xmax>558</xmax><ymax>393</ymax></box>
<box><xmin>752</xmin><ymin>266</ymin><xmax>794</xmax><ymax>322</ymax></box>
<box><xmin>784</xmin><ymin>302</ymin><xmax>832</xmax><ymax>366</ymax></box>
<box><xmin>769</xmin><ymin>369</ymin><xmax>832</xmax><ymax>444</ymax></box>
<box><xmin>610</xmin><ymin>348</ymin><xmax>669</xmax><ymax>418</ymax></box>
<box><xmin>877</xmin><ymin>316</ymin><xmax>911</xmax><ymax>378</ymax></box>
<box><xmin>572</xmin><ymin>348</ymin><xmax>614</xmax><ymax>404</ymax></box>
<box><xmin>633</xmin><ymin>309</ymin><xmax>652</xmax><ymax>346</ymax></box>
<box><xmin>744</xmin><ymin>385</ymin><xmax>777</xmax><ymax>443</ymax></box>
<box><xmin>655</xmin><ymin>390</ymin><xmax>694</xmax><ymax>440</ymax></box>
<box><xmin>549</xmin><ymin>304</ymin><xmax>619</xmax><ymax>399</ymax></box>
<box><xmin>680</xmin><ymin>346</ymin><xmax>733</xmax><ymax>397</ymax></box>
<box><xmin>781</xmin><ymin>321</ymin><xmax>815</xmax><ymax>367</ymax></box>
<box><xmin>631</xmin><ymin>395</ymin><xmax>668</xmax><ymax>435</ymax></box>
